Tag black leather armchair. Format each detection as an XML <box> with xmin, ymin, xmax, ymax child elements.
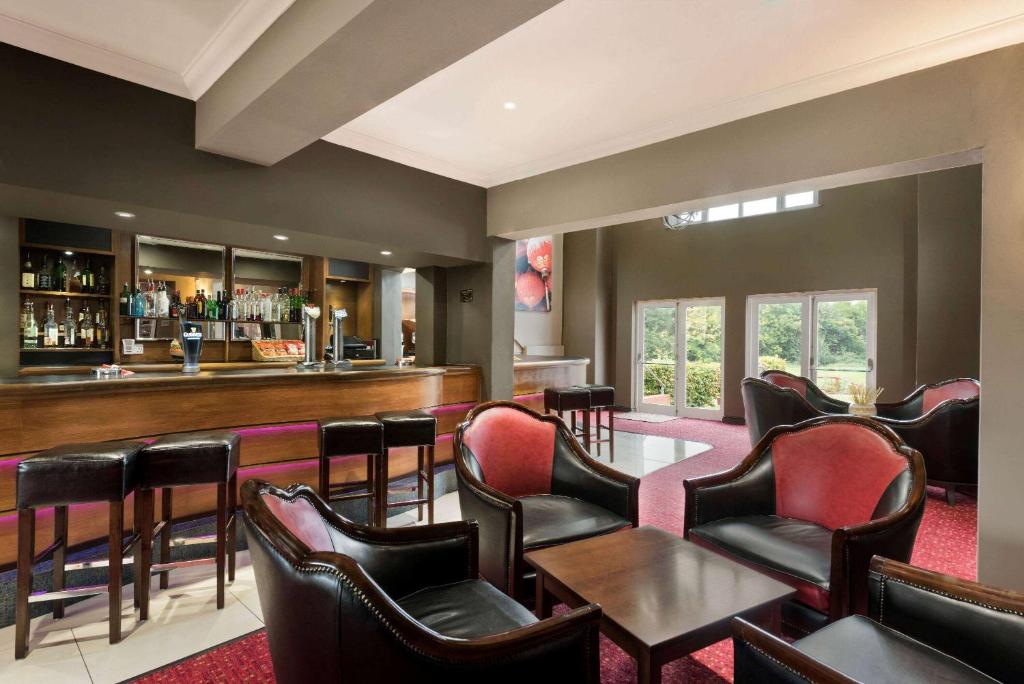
<box><xmin>742</xmin><ymin>376</ymin><xmax>828</xmax><ymax>445</ymax></box>
<box><xmin>684</xmin><ymin>416</ymin><xmax>925</xmax><ymax>631</ymax></box>
<box><xmin>241</xmin><ymin>480</ymin><xmax>602</xmax><ymax>684</ymax></box>
<box><xmin>733</xmin><ymin>556</ymin><xmax>1024</xmax><ymax>684</ymax></box>
<box><xmin>873</xmin><ymin>378</ymin><xmax>980</xmax><ymax>505</ymax></box>
<box><xmin>761</xmin><ymin>370</ymin><xmax>850</xmax><ymax>413</ymax></box>
<box><xmin>454</xmin><ymin>401</ymin><xmax>639</xmax><ymax>603</ymax></box>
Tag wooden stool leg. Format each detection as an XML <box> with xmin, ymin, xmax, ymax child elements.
<box><xmin>318</xmin><ymin>451</ymin><xmax>329</xmax><ymax>499</ymax></box>
<box><xmin>216</xmin><ymin>482</ymin><xmax>226</xmax><ymax>610</ymax></box>
<box><xmin>365</xmin><ymin>453</ymin><xmax>375</xmax><ymax>525</ymax></box>
<box><xmin>417</xmin><ymin>446</ymin><xmax>425</xmax><ymax>522</ymax></box>
<box><xmin>132</xmin><ymin>494</ymin><xmax>141</xmax><ymax>610</ymax></box>
<box><xmin>109</xmin><ymin>500</ymin><xmax>123</xmax><ymax>645</ymax></box>
<box><xmin>583</xmin><ymin>409</ymin><xmax>592</xmax><ymax>452</ymax></box>
<box><xmin>53</xmin><ymin>505</ymin><xmax>68</xmax><ymax>619</ymax></box>
<box><xmin>15</xmin><ymin>508</ymin><xmax>35</xmax><ymax>660</ymax></box>
<box><xmin>140</xmin><ymin>489</ymin><xmax>153</xmax><ymax>621</ymax></box>
<box><xmin>375</xmin><ymin>449</ymin><xmax>389</xmax><ymax>527</ymax></box>
<box><xmin>159</xmin><ymin>488</ymin><xmax>172</xmax><ymax>590</ymax></box>
<box><xmin>608</xmin><ymin>410</ymin><xmax>615</xmax><ymax>462</ymax></box>
<box><xmin>228</xmin><ymin>472</ymin><xmax>237</xmax><ymax>583</ymax></box>
<box><xmin>427</xmin><ymin>445</ymin><xmax>435</xmax><ymax>525</ymax></box>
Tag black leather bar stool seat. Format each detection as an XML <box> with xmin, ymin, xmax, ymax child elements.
<box><xmin>15</xmin><ymin>440</ymin><xmax>144</xmax><ymax>659</ymax></box>
<box><xmin>579</xmin><ymin>384</ymin><xmax>616</xmax><ymax>461</ymax></box>
<box><xmin>137</xmin><ymin>431</ymin><xmax>239</xmax><ymax>619</ymax></box>
<box><xmin>543</xmin><ymin>386</ymin><xmax>593</xmax><ymax>450</ymax></box>
<box><xmin>375</xmin><ymin>410</ymin><xmax>437</xmax><ymax>526</ymax></box>
<box><xmin>318</xmin><ymin>416</ymin><xmax>383</xmax><ymax>523</ymax></box>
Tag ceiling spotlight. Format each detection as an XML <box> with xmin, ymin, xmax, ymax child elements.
<box><xmin>380</xmin><ymin>250</ymin><xmax>393</xmax><ymax>256</ymax></box>
<box><xmin>273</xmin><ymin>234</ymin><xmax>289</xmax><ymax>241</ymax></box>
<box><xmin>114</xmin><ymin>211</ymin><xmax>135</xmax><ymax>219</ymax></box>
<box><xmin>143</xmin><ymin>269</ymin><xmax>153</xmax><ymax>275</ymax></box>
<box><xmin>503</xmin><ymin>101</ymin><xmax>517</xmax><ymax>110</ymax></box>
<box><xmin>64</xmin><ymin>251</ymin><xmax>74</xmax><ymax>256</ymax></box>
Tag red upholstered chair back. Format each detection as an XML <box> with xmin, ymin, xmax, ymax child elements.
<box><xmin>771</xmin><ymin>422</ymin><xmax>909</xmax><ymax>530</ymax></box>
<box><xmin>763</xmin><ymin>371</ymin><xmax>807</xmax><ymax>397</ymax></box>
<box><xmin>461</xmin><ymin>405</ymin><xmax>556</xmax><ymax>498</ymax></box>
<box><xmin>922</xmin><ymin>379</ymin><xmax>980</xmax><ymax>414</ymax></box>
<box><xmin>261</xmin><ymin>492</ymin><xmax>335</xmax><ymax>552</ymax></box>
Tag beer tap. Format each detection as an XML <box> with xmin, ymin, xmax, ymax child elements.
<box><xmin>325</xmin><ymin>307</ymin><xmax>352</xmax><ymax>370</ymax></box>
<box><xmin>296</xmin><ymin>304</ymin><xmax>323</xmax><ymax>370</ymax></box>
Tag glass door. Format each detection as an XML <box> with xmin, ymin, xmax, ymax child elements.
<box><xmin>635</xmin><ymin>298</ymin><xmax>725</xmax><ymax>418</ymax></box>
<box><xmin>637</xmin><ymin>301</ymin><xmax>677</xmax><ymax>414</ymax></box>
<box><xmin>747</xmin><ymin>290</ymin><xmax>876</xmax><ymax>399</ymax></box>
<box><xmin>810</xmin><ymin>293</ymin><xmax>876</xmax><ymax>402</ymax></box>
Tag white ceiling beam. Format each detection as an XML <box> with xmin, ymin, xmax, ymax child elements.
<box><xmin>195</xmin><ymin>0</ymin><xmax>561</xmax><ymax>166</ymax></box>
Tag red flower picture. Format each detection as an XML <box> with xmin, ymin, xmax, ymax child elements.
<box><xmin>515</xmin><ymin>236</ymin><xmax>553</xmax><ymax>312</ymax></box>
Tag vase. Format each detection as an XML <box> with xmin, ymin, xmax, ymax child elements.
<box><xmin>849</xmin><ymin>403</ymin><xmax>875</xmax><ymax>417</ymax></box>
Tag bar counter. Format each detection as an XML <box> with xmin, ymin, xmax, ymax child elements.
<box><xmin>0</xmin><ymin>356</ymin><xmax>589</xmax><ymax>566</ymax></box>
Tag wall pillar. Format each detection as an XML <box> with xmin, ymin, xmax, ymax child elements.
<box><xmin>373</xmin><ymin>267</ymin><xmax>403</xmax><ymax>365</ymax></box>
<box><xmin>414</xmin><ymin>267</ymin><xmax>447</xmax><ymax>366</ymax></box>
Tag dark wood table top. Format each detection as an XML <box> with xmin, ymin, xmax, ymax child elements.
<box><xmin>525</xmin><ymin>526</ymin><xmax>795</xmax><ymax>652</ymax></box>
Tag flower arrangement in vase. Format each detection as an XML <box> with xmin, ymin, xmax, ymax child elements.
<box><xmin>848</xmin><ymin>384</ymin><xmax>884</xmax><ymax>417</ymax></box>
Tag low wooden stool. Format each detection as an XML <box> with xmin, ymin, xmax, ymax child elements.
<box><xmin>137</xmin><ymin>431</ymin><xmax>239</xmax><ymax>618</ymax></box>
<box><xmin>318</xmin><ymin>416</ymin><xmax>383</xmax><ymax>524</ymax></box>
<box><xmin>375</xmin><ymin>410</ymin><xmax>437</xmax><ymax>526</ymax></box>
<box><xmin>543</xmin><ymin>386</ymin><xmax>593</xmax><ymax>450</ymax></box>
<box><xmin>15</xmin><ymin>440</ymin><xmax>145</xmax><ymax>658</ymax></box>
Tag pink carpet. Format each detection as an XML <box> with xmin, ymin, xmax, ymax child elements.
<box><xmin>135</xmin><ymin>416</ymin><xmax>977</xmax><ymax>684</ymax></box>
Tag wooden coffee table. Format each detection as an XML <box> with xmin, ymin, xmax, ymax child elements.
<box><xmin>525</xmin><ymin>526</ymin><xmax>796</xmax><ymax>684</ymax></box>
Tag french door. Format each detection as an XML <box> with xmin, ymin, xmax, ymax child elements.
<box><xmin>746</xmin><ymin>290</ymin><xmax>876</xmax><ymax>401</ymax></box>
<box><xmin>635</xmin><ymin>298</ymin><xmax>724</xmax><ymax>419</ymax></box>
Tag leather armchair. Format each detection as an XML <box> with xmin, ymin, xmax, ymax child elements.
<box><xmin>684</xmin><ymin>416</ymin><xmax>926</xmax><ymax>630</ymax></box>
<box><xmin>732</xmin><ymin>556</ymin><xmax>1024</xmax><ymax>684</ymax></box>
<box><xmin>760</xmin><ymin>370</ymin><xmax>850</xmax><ymax>414</ymax></box>
<box><xmin>873</xmin><ymin>378</ymin><xmax>980</xmax><ymax>505</ymax></box>
<box><xmin>241</xmin><ymin>480</ymin><xmax>602</xmax><ymax>684</ymax></box>
<box><xmin>742</xmin><ymin>376</ymin><xmax>828</xmax><ymax>445</ymax></box>
<box><xmin>454</xmin><ymin>401</ymin><xmax>640</xmax><ymax>603</ymax></box>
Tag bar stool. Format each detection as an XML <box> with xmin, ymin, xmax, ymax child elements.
<box><xmin>580</xmin><ymin>384</ymin><xmax>616</xmax><ymax>461</ymax></box>
<box><xmin>15</xmin><ymin>440</ymin><xmax>144</xmax><ymax>659</ymax></box>
<box><xmin>543</xmin><ymin>386</ymin><xmax>593</xmax><ymax>450</ymax></box>
<box><xmin>318</xmin><ymin>416</ymin><xmax>383</xmax><ymax>524</ymax></box>
<box><xmin>137</xmin><ymin>431</ymin><xmax>239</xmax><ymax>618</ymax></box>
<box><xmin>375</xmin><ymin>410</ymin><xmax>437</xmax><ymax>526</ymax></box>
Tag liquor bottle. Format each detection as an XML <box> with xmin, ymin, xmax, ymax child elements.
<box><xmin>63</xmin><ymin>299</ymin><xmax>76</xmax><ymax>347</ymax></box>
<box><xmin>120</xmin><ymin>283</ymin><xmax>131</xmax><ymax>316</ymax></box>
<box><xmin>81</xmin><ymin>259</ymin><xmax>94</xmax><ymax>294</ymax></box>
<box><xmin>22</xmin><ymin>300</ymin><xmax>37</xmax><ymax>348</ymax></box>
<box><xmin>220</xmin><ymin>291</ymin><xmax>229</xmax><ymax>321</ymax></box>
<box><xmin>43</xmin><ymin>304</ymin><xmax>58</xmax><ymax>347</ymax></box>
<box><xmin>53</xmin><ymin>256</ymin><xmax>67</xmax><ymax>292</ymax></box>
<box><xmin>68</xmin><ymin>259</ymin><xmax>83</xmax><ymax>293</ymax></box>
<box><xmin>21</xmin><ymin>251</ymin><xmax>34</xmax><ymax>289</ymax></box>
<box><xmin>36</xmin><ymin>254</ymin><xmax>52</xmax><ymax>291</ymax></box>
<box><xmin>95</xmin><ymin>264</ymin><xmax>109</xmax><ymax>296</ymax></box>
<box><xmin>133</xmin><ymin>285</ymin><xmax>146</xmax><ymax>317</ymax></box>
<box><xmin>156</xmin><ymin>282</ymin><xmax>170</xmax><ymax>317</ymax></box>
<box><xmin>95</xmin><ymin>309</ymin><xmax>108</xmax><ymax>348</ymax></box>
<box><xmin>80</xmin><ymin>305</ymin><xmax>94</xmax><ymax>348</ymax></box>
<box><xmin>207</xmin><ymin>291</ymin><xmax>218</xmax><ymax>321</ymax></box>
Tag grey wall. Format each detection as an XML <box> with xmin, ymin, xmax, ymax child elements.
<box><xmin>414</xmin><ymin>267</ymin><xmax>447</xmax><ymax>366</ymax></box>
<box><xmin>604</xmin><ymin>177</ymin><xmax>920</xmax><ymax>419</ymax></box>
<box><xmin>916</xmin><ymin>166</ymin><xmax>982</xmax><ymax>383</ymax></box>
<box><xmin>0</xmin><ymin>217</ymin><xmax>18</xmax><ymax>377</ymax></box>
<box><xmin>0</xmin><ymin>43</ymin><xmax>487</xmax><ymax>265</ymax></box>
<box><xmin>563</xmin><ymin>228</ymin><xmax>614</xmax><ymax>384</ymax></box>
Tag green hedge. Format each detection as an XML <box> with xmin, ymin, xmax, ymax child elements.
<box><xmin>758</xmin><ymin>355</ymin><xmax>788</xmax><ymax>372</ymax></box>
<box><xmin>643</xmin><ymin>362</ymin><xmax>721</xmax><ymax>409</ymax></box>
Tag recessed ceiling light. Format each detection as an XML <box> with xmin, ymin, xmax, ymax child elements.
<box><xmin>273</xmin><ymin>234</ymin><xmax>289</xmax><ymax>241</ymax></box>
<box><xmin>380</xmin><ymin>250</ymin><xmax>393</xmax><ymax>256</ymax></box>
<box><xmin>503</xmin><ymin>101</ymin><xmax>517</xmax><ymax>110</ymax></box>
<box><xmin>114</xmin><ymin>211</ymin><xmax>135</xmax><ymax>219</ymax></box>
<box><xmin>64</xmin><ymin>251</ymin><xmax>74</xmax><ymax>256</ymax></box>
<box><xmin>143</xmin><ymin>269</ymin><xmax>153</xmax><ymax>275</ymax></box>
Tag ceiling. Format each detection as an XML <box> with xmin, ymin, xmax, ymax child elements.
<box><xmin>323</xmin><ymin>0</ymin><xmax>1024</xmax><ymax>187</ymax></box>
<box><xmin>0</xmin><ymin>0</ymin><xmax>292</xmax><ymax>98</ymax></box>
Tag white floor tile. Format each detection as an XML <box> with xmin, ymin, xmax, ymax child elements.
<box><xmin>0</xmin><ymin>613</ymin><xmax>91</xmax><ymax>684</ymax></box>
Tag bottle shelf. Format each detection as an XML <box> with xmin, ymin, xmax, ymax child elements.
<box><xmin>20</xmin><ymin>290</ymin><xmax>113</xmax><ymax>299</ymax></box>
<box><xmin>119</xmin><ymin>315</ymin><xmax>302</xmax><ymax>324</ymax></box>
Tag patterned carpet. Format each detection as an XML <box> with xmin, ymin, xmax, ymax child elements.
<box><xmin>133</xmin><ymin>416</ymin><xmax>977</xmax><ymax>683</ymax></box>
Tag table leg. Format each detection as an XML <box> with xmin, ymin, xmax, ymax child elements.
<box><xmin>638</xmin><ymin>651</ymin><xmax>662</xmax><ymax>684</ymax></box>
<box><xmin>535</xmin><ymin>571</ymin><xmax>553</xmax><ymax>619</ymax></box>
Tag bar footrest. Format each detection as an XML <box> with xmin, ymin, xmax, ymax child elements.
<box><xmin>28</xmin><ymin>584</ymin><xmax>107</xmax><ymax>603</ymax></box>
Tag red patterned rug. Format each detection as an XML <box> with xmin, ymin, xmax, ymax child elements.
<box><xmin>133</xmin><ymin>417</ymin><xmax>976</xmax><ymax>683</ymax></box>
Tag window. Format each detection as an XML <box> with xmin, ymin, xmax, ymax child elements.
<box><xmin>663</xmin><ymin>191</ymin><xmax>817</xmax><ymax>230</ymax></box>
<box><xmin>707</xmin><ymin>204</ymin><xmax>739</xmax><ymax>222</ymax></box>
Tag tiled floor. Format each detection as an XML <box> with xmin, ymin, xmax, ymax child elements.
<box><xmin>0</xmin><ymin>429</ymin><xmax>709</xmax><ymax>682</ymax></box>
